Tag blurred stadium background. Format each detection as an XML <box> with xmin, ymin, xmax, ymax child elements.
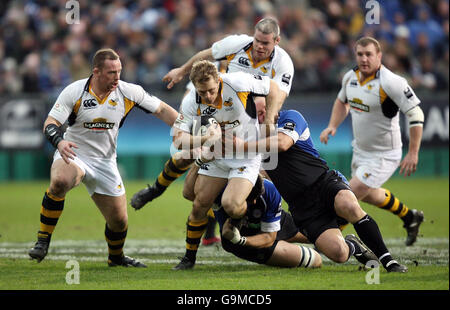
<box><xmin>0</xmin><ymin>0</ymin><xmax>448</xmax><ymax>182</ymax></box>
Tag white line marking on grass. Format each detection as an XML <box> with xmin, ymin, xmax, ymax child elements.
<box><xmin>1</xmin><ymin>238</ymin><xmax>448</xmax><ymax>266</ymax></box>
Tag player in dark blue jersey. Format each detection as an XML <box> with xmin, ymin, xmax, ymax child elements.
<box><xmin>176</xmin><ymin>166</ymin><xmax>322</xmax><ymax>269</ymax></box>
<box><xmin>236</xmin><ymin>101</ymin><xmax>407</xmax><ymax>273</ymax></box>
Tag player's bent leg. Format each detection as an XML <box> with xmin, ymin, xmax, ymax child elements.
<box><xmin>314</xmin><ymin>228</ymin><xmax>350</xmax><ymax>263</ymax></box>
<box><xmin>29</xmin><ymin>159</ymin><xmax>84</xmax><ymax>263</ymax></box>
<box><xmin>266</xmin><ymin>241</ymin><xmax>322</xmax><ymax>268</ymax></box>
<box><xmin>221</xmin><ymin>178</ymin><xmax>254</xmax><ymax>220</ymax></box>
<box><xmin>93</xmin><ymin>193</ymin><xmax>146</xmax><ymax>268</ymax></box>
<box><xmin>334</xmin><ymin>189</ymin><xmax>367</xmax><ymax>224</ymax></box>
<box><xmin>348</xmin><ymin>177</ymin><xmax>372</xmax><ymax>201</ymax></box>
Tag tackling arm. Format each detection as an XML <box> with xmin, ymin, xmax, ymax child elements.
<box><xmin>222</xmin><ymin>218</ymin><xmax>277</xmax><ymax>248</ymax></box>
<box><xmin>264</xmin><ymin>80</ymin><xmax>285</xmax><ymax>126</ymax></box>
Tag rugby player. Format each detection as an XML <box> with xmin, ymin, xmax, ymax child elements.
<box><xmin>233</xmin><ymin>107</ymin><xmax>408</xmax><ymax>272</ymax></box>
<box><xmin>320</xmin><ymin>37</ymin><xmax>425</xmax><ymax>246</ymax></box>
<box><xmin>28</xmin><ymin>48</ymin><xmax>178</xmax><ymax>267</ymax></box>
<box><xmin>171</xmin><ymin>60</ymin><xmax>280</xmax><ymax>269</ymax></box>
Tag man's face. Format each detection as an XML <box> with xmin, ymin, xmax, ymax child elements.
<box><xmin>254</xmin><ymin>96</ymin><xmax>266</xmax><ymax>123</ymax></box>
<box><xmin>94</xmin><ymin>58</ymin><xmax>121</xmax><ymax>92</ymax></box>
<box><xmin>194</xmin><ymin>76</ymin><xmax>220</xmax><ymax>106</ymax></box>
<box><xmin>252</xmin><ymin>30</ymin><xmax>279</xmax><ymax>63</ymax></box>
<box><xmin>355</xmin><ymin>43</ymin><xmax>382</xmax><ymax>77</ymax></box>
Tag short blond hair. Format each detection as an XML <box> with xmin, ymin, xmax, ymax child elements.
<box><xmin>355</xmin><ymin>37</ymin><xmax>381</xmax><ymax>53</ymax></box>
<box><xmin>92</xmin><ymin>48</ymin><xmax>119</xmax><ymax>69</ymax></box>
<box><xmin>189</xmin><ymin>60</ymin><xmax>219</xmax><ymax>86</ymax></box>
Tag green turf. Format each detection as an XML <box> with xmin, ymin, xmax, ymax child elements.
<box><xmin>0</xmin><ymin>177</ymin><xmax>448</xmax><ymax>290</ymax></box>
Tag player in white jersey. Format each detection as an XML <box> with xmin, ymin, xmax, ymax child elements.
<box><xmin>28</xmin><ymin>48</ymin><xmax>179</xmax><ymax>266</ymax></box>
<box><xmin>131</xmin><ymin>17</ymin><xmax>293</xmax><ymax>211</ymax></box>
<box><xmin>320</xmin><ymin>37</ymin><xmax>425</xmax><ymax>246</ymax></box>
<box><xmin>171</xmin><ymin>60</ymin><xmax>280</xmax><ymax>269</ymax></box>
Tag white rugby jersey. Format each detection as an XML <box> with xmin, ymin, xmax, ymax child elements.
<box><xmin>337</xmin><ymin>65</ymin><xmax>421</xmax><ymax>152</ymax></box>
<box><xmin>174</xmin><ymin>71</ymin><xmax>270</xmax><ymax>164</ymax></box>
<box><xmin>48</xmin><ymin>76</ymin><xmax>161</xmax><ymax>159</ymax></box>
<box><xmin>211</xmin><ymin>34</ymin><xmax>294</xmax><ymax>96</ymax></box>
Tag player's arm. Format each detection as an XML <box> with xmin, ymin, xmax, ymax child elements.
<box><xmin>163</xmin><ymin>48</ymin><xmax>214</xmax><ymax>89</ymax></box>
<box><xmin>222</xmin><ymin>218</ymin><xmax>277</xmax><ymax>248</ymax></box>
<box><xmin>238</xmin><ymin>131</ymin><xmax>294</xmax><ymax>154</ymax></box>
<box><xmin>172</xmin><ymin>124</ymin><xmax>221</xmax><ymax>151</ymax></box>
<box><xmin>319</xmin><ymin>98</ymin><xmax>349</xmax><ymax>144</ymax></box>
<box><xmin>43</xmin><ymin>116</ymin><xmax>77</xmax><ymax>164</ymax></box>
<box><xmin>264</xmin><ymin>80</ymin><xmax>283</xmax><ymax>126</ymax></box>
<box><xmin>399</xmin><ymin>106</ymin><xmax>424</xmax><ymax>176</ymax></box>
<box><xmin>153</xmin><ymin>101</ymin><xmax>179</xmax><ymax>126</ymax></box>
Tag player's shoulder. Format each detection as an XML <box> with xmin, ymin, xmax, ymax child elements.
<box><xmin>378</xmin><ymin>65</ymin><xmax>408</xmax><ymax>88</ymax></box>
<box><xmin>214</xmin><ymin>34</ymin><xmax>253</xmax><ymax>50</ymax></box>
<box><xmin>273</xmin><ymin>45</ymin><xmax>293</xmax><ymax>64</ymax></box>
<box><xmin>58</xmin><ymin>78</ymin><xmax>89</xmax><ymax>99</ymax></box>
<box><xmin>117</xmin><ymin>80</ymin><xmax>144</xmax><ymax>95</ymax></box>
<box><xmin>341</xmin><ymin>68</ymin><xmax>356</xmax><ymax>84</ymax></box>
<box><xmin>278</xmin><ymin>109</ymin><xmax>308</xmax><ymax>130</ymax></box>
<box><xmin>262</xmin><ymin>178</ymin><xmax>281</xmax><ymax>201</ymax></box>
<box><xmin>279</xmin><ymin>109</ymin><xmax>306</xmax><ymax>123</ymax></box>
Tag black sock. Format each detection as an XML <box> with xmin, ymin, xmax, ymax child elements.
<box><xmin>204</xmin><ymin>216</ymin><xmax>217</xmax><ymax>239</ymax></box>
<box><xmin>345</xmin><ymin>239</ymin><xmax>357</xmax><ymax>259</ymax></box>
<box><xmin>353</xmin><ymin>214</ymin><xmax>393</xmax><ymax>267</ymax></box>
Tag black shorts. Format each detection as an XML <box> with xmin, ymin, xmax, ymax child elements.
<box><xmin>289</xmin><ymin>169</ymin><xmax>351</xmax><ymax>244</ymax></box>
<box><xmin>221</xmin><ymin>210</ymin><xmax>298</xmax><ymax>264</ymax></box>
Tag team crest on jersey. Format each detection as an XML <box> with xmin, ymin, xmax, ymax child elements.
<box><xmin>260</xmin><ymin>66</ymin><xmax>268</xmax><ymax>74</ymax></box>
<box><xmin>223</xmin><ymin>97</ymin><xmax>233</xmax><ymax>107</ymax></box>
<box><xmin>237</xmin><ymin>166</ymin><xmax>247</xmax><ymax>173</ymax></box>
<box><xmin>363</xmin><ymin>172</ymin><xmax>372</xmax><ymax>179</ymax></box>
<box><xmin>108</xmin><ymin>99</ymin><xmax>118</xmax><ymax>106</ymax></box>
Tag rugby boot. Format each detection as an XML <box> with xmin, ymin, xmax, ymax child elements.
<box><xmin>385</xmin><ymin>260</ymin><xmax>408</xmax><ymax>273</ymax></box>
<box><xmin>108</xmin><ymin>255</ymin><xmax>147</xmax><ymax>268</ymax></box>
<box><xmin>29</xmin><ymin>233</ymin><xmax>50</xmax><ymax>263</ymax></box>
<box><xmin>173</xmin><ymin>256</ymin><xmax>195</xmax><ymax>270</ymax></box>
<box><xmin>404</xmin><ymin>209</ymin><xmax>424</xmax><ymax>246</ymax></box>
<box><xmin>130</xmin><ymin>184</ymin><xmax>164</xmax><ymax>210</ymax></box>
<box><xmin>345</xmin><ymin>234</ymin><xmax>379</xmax><ymax>265</ymax></box>
<box><xmin>202</xmin><ymin>236</ymin><xmax>221</xmax><ymax>246</ymax></box>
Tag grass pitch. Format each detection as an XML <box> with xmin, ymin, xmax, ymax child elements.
<box><xmin>0</xmin><ymin>177</ymin><xmax>448</xmax><ymax>292</ymax></box>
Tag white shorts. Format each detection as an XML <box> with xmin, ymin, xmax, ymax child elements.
<box><xmin>351</xmin><ymin>145</ymin><xmax>402</xmax><ymax>188</ymax></box>
<box><xmin>198</xmin><ymin>156</ymin><xmax>261</xmax><ymax>185</ymax></box>
<box><xmin>53</xmin><ymin>151</ymin><xmax>125</xmax><ymax>197</ymax></box>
